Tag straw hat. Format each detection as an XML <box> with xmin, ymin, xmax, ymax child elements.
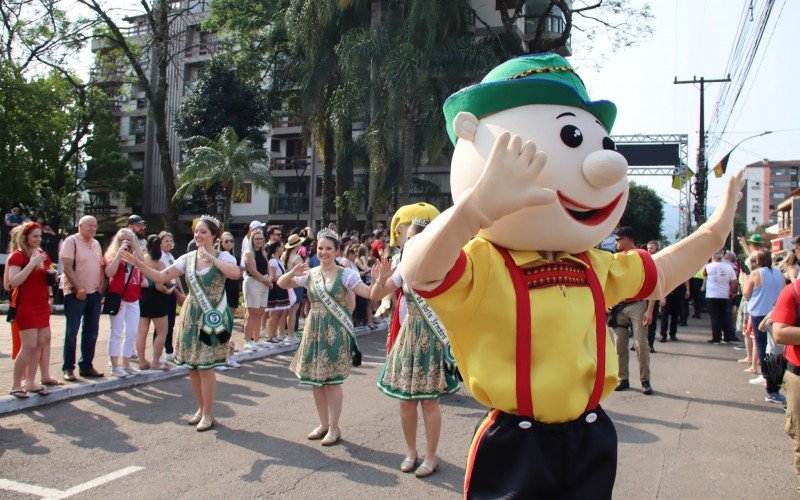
<box><xmin>285</xmin><ymin>233</ymin><xmax>303</xmax><ymax>249</ymax></box>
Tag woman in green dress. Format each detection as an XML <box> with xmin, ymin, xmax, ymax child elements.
<box><xmin>370</xmin><ymin>220</ymin><xmax>459</xmax><ymax>478</ymax></box>
<box><xmin>277</xmin><ymin>229</ymin><xmax>374</xmax><ymax>446</ymax></box>
<box><xmin>123</xmin><ymin>215</ymin><xmax>240</xmax><ymax>432</ymax></box>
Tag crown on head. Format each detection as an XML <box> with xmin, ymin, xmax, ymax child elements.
<box><xmin>411</xmin><ymin>218</ymin><xmax>431</xmax><ymax>228</ymax></box>
<box><xmin>317</xmin><ymin>227</ymin><xmax>340</xmax><ymax>243</ymax></box>
<box><xmin>199</xmin><ymin>214</ymin><xmax>222</xmax><ymax>231</ymax></box>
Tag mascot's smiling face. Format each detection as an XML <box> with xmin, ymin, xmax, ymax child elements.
<box><xmin>451</xmin><ymin>104</ymin><xmax>630</xmax><ymax>253</ymax></box>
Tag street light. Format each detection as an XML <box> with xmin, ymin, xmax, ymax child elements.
<box><xmin>715</xmin><ymin>131</ymin><xmax>773</xmax><ymax>251</ymax></box>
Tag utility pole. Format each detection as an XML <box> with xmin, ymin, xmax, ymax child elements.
<box><xmin>674</xmin><ymin>75</ymin><xmax>731</xmax><ymax>228</ymax></box>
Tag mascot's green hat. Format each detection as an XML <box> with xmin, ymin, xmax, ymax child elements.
<box><xmin>443</xmin><ymin>52</ymin><xmax>617</xmax><ymax>145</ymax></box>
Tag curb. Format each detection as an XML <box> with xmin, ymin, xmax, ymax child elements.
<box><xmin>0</xmin><ymin>322</ymin><xmax>387</xmax><ymax>416</ymax></box>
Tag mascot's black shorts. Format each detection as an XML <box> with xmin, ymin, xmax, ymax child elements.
<box><xmin>465</xmin><ymin>407</ymin><xmax>617</xmax><ymax>499</ymax></box>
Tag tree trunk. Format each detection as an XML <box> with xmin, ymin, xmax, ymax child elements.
<box><xmin>365</xmin><ymin>0</ymin><xmax>382</xmax><ymax>227</ymax></box>
<box><xmin>152</xmin><ymin>1</ymin><xmax>178</xmax><ymax>235</ymax></box>
<box><xmin>222</xmin><ymin>183</ymin><xmax>233</xmax><ymax>230</ymax></box>
<box><xmin>320</xmin><ymin>127</ymin><xmax>335</xmax><ymax>226</ymax></box>
<box><xmin>335</xmin><ymin>118</ymin><xmax>356</xmax><ymax>232</ymax></box>
<box><xmin>399</xmin><ymin>110</ymin><xmax>416</xmax><ymax>206</ymax></box>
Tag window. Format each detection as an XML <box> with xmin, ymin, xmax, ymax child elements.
<box><xmin>316</xmin><ymin>176</ymin><xmax>323</xmax><ymax>196</ymax></box>
<box><xmin>235</xmin><ymin>183</ymin><xmax>252</xmax><ymax>203</ymax></box>
<box><xmin>130</xmin><ymin>116</ymin><xmax>146</xmax><ymax>136</ymax></box>
<box><xmin>270</xmin><ymin>139</ymin><xmax>281</xmax><ymax>153</ymax></box>
<box><xmin>286</xmin><ymin>137</ymin><xmax>305</xmax><ymax>157</ymax></box>
<box><xmin>751</xmin><ymin>205</ymin><xmax>760</xmax><ymax>212</ymax></box>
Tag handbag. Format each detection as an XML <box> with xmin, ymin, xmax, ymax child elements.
<box><xmin>5</xmin><ymin>288</ymin><xmax>19</xmax><ymax>323</ymax></box>
<box><xmin>102</xmin><ymin>265</ymin><xmax>134</xmax><ymax>315</ymax></box>
<box><xmin>5</xmin><ymin>252</ymin><xmax>28</xmax><ymax>323</ymax></box>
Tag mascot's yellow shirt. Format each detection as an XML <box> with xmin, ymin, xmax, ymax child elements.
<box><xmin>418</xmin><ymin>238</ymin><xmax>657</xmax><ymax>424</ymax></box>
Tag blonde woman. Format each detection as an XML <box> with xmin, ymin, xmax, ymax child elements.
<box><xmin>243</xmin><ymin>229</ymin><xmax>271</xmax><ymax>350</ymax></box>
<box><xmin>104</xmin><ymin>228</ymin><xmax>144</xmax><ymax>377</ymax></box>
<box><xmin>123</xmin><ymin>215</ymin><xmax>240</xmax><ymax>431</ymax></box>
<box><xmin>7</xmin><ymin>222</ymin><xmax>55</xmax><ymax>398</ymax></box>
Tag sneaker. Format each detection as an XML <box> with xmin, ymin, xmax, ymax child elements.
<box><xmin>165</xmin><ymin>353</ymin><xmax>175</xmax><ymax>362</ymax></box>
<box><xmin>131</xmin><ymin>353</ymin><xmax>139</xmax><ymax>361</ymax></box>
<box><xmin>706</xmin><ymin>339</ymin><xmax>721</xmax><ymax>344</ymax></box>
<box><xmin>641</xmin><ymin>381</ymin><xmax>653</xmax><ymax>395</ymax></box>
<box><xmin>276</xmin><ymin>335</ymin><xmax>287</xmax><ymax>342</ymax></box>
<box><xmin>615</xmin><ymin>379</ymin><xmax>630</xmax><ymax>391</ymax></box>
<box><xmin>124</xmin><ymin>366</ymin><xmax>142</xmax><ymax>376</ymax></box>
<box><xmin>227</xmin><ymin>358</ymin><xmax>242</xmax><ymax>369</ymax></box>
<box><xmin>766</xmin><ymin>392</ymin><xmax>787</xmax><ymax>404</ymax></box>
<box><xmin>256</xmin><ymin>339</ymin><xmax>270</xmax><ymax>348</ymax></box>
<box><xmin>215</xmin><ymin>365</ymin><xmax>229</xmax><ymax>372</ymax></box>
<box><xmin>732</xmin><ymin>345</ymin><xmax>747</xmax><ymax>351</ymax></box>
<box><xmin>748</xmin><ymin>375</ymin><xmax>766</xmax><ymax>386</ymax></box>
<box><xmin>159</xmin><ymin>355</ymin><xmax>167</xmax><ymax>364</ymax></box>
<box><xmin>112</xmin><ymin>367</ymin><xmax>128</xmax><ymax>378</ymax></box>
<box><xmin>268</xmin><ymin>337</ymin><xmax>283</xmax><ymax>345</ymax></box>
<box><xmin>283</xmin><ymin>336</ymin><xmax>300</xmax><ymax>345</ymax></box>
<box><xmin>244</xmin><ymin>340</ymin><xmax>257</xmax><ymax>351</ymax></box>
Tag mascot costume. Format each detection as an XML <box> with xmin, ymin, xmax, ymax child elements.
<box><xmin>401</xmin><ymin>53</ymin><xmax>744</xmax><ymax>498</ymax></box>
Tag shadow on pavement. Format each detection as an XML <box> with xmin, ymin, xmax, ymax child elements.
<box><xmin>216</xmin><ymin>427</ymin><xmax>400</xmax><ymax>489</ymax></box>
<box><xmin>341</xmin><ymin>440</ymin><xmax>464</xmax><ymax>495</ymax></box>
<box><xmin>0</xmin><ymin>426</ymin><xmax>51</xmax><ymax>457</ymax></box>
<box><xmin>27</xmin><ymin>403</ymin><xmax>138</xmax><ymax>453</ymax></box>
<box><xmin>656</xmin><ymin>391</ymin><xmax>785</xmax><ymax>415</ymax></box>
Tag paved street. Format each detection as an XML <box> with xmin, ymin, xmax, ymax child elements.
<box><xmin>0</xmin><ymin>316</ymin><xmax>796</xmax><ymax>499</ymax></box>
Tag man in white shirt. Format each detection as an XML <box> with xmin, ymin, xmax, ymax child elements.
<box><xmin>704</xmin><ymin>251</ymin><xmax>738</xmax><ymax>343</ymax></box>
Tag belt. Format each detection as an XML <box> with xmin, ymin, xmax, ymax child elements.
<box><xmin>787</xmin><ymin>361</ymin><xmax>800</xmax><ymax>377</ymax></box>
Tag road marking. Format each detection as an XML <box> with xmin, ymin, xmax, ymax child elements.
<box><xmin>274</xmin><ymin>355</ymin><xmax>384</xmax><ymax>367</ymax></box>
<box><xmin>0</xmin><ymin>466</ymin><xmax>144</xmax><ymax>499</ymax></box>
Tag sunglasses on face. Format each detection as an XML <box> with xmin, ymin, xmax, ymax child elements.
<box><xmin>223</xmin><ymin>239</ymin><xmax>234</xmax><ymax>243</ymax></box>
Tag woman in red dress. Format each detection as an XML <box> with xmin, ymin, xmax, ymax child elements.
<box><xmin>7</xmin><ymin>222</ymin><xmax>53</xmax><ymax>398</ymax></box>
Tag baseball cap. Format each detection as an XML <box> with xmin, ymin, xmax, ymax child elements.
<box><xmin>249</xmin><ymin>220</ymin><xmax>265</xmax><ymax>231</ymax></box>
<box><xmin>127</xmin><ymin>214</ymin><xmax>146</xmax><ymax>226</ymax></box>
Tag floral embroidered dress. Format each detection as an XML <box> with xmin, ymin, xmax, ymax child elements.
<box><xmin>173</xmin><ymin>251</ymin><xmax>234</xmax><ymax>370</ymax></box>
<box><xmin>290</xmin><ymin>266</ymin><xmax>361</xmax><ymax>386</ymax></box>
<box><xmin>378</xmin><ymin>268</ymin><xmax>459</xmax><ymax>400</ymax></box>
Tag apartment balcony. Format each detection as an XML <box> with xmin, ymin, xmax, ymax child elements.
<box><xmin>271</xmin><ymin>156</ymin><xmax>311</xmax><ymax>173</ymax></box>
<box><xmin>184</xmin><ymin>42</ymin><xmax>220</xmax><ymax>59</ymax></box>
<box><xmin>270</xmin><ymin>193</ymin><xmax>310</xmax><ymax>215</ymax></box>
<box><xmin>271</xmin><ymin>115</ymin><xmax>303</xmax><ymax>130</ymax></box>
<box><xmin>83</xmin><ymin>204</ymin><xmax>119</xmax><ymax>218</ymax></box>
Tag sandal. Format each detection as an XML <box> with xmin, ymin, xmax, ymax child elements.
<box><xmin>9</xmin><ymin>389</ymin><xmax>29</xmax><ymax>399</ymax></box>
<box><xmin>151</xmin><ymin>364</ymin><xmax>171</xmax><ymax>372</ymax></box>
<box><xmin>139</xmin><ymin>361</ymin><xmax>151</xmax><ymax>370</ymax></box>
<box><xmin>320</xmin><ymin>428</ymin><xmax>341</xmax><ymax>446</ymax></box>
<box><xmin>414</xmin><ymin>458</ymin><xmax>439</xmax><ymax>478</ymax></box>
<box><xmin>307</xmin><ymin>426</ymin><xmax>329</xmax><ymax>440</ymax></box>
<box><xmin>41</xmin><ymin>379</ymin><xmax>65</xmax><ymax>386</ymax></box>
<box><xmin>400</xmin><ymin>456</ymin><xmax>418</xmax><ymax>473</ymax></box>
<box><xmin>27</xmin><ymin>386</ymin><xmax>50</xmax><ymax>396</ymax></box>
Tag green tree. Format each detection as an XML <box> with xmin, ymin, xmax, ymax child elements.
<box><xmin>174</xmin><ymin>55</ymin><xmax>271</xmax><ymax>144</ymax></box>
<box><xmin>619</xmin><ymin>182</ymin><xmax>664</xmax><ymax>244</ymax></box>
<box><xmin>174</xmin><ymin>127</ymin><xmax>275</xmax><ymax>228</ymax></box>
<box><xmin>0</xmin><ymin>65</ymin><xmax>100</xmax><ymax>232</ymax></box>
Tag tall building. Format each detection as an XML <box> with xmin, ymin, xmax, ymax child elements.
<box><xmin>88</xmin><ymin>0</ymin><xmax>570</xmax><ymax>235</ymax></box>
<box><xmin>738</xmin><ymin>159</ymin><xmax>800</xmax><ymax>231</ymax></box>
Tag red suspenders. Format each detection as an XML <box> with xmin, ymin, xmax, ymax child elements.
<box><xmin>497</xmin><ymin>247</ymin><xmax>606</xmax><ymax>419</ymax></box>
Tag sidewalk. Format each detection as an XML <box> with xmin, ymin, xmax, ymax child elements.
<box><xmin>0</xmin><ymin>313</ymin><xmax>387</xmax><ymax>415</ymax></box>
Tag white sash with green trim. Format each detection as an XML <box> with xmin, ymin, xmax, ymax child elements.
<box><xmin>405</xmin><ymin>284</ymin><xmax>456</xmax><ymax>370</ymax></box>
<box><xmin>312</xmin><ymin>268</ymin><xmax>355</xmax><ymax>341</ymax></box>
<box><xmin>186</xmin><ymin>251</ymin><xmax>228</xmax><ymax>336</ymax></box>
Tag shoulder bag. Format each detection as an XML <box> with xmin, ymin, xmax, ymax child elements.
<box><xmin>102</xmin><ymin>265</ymin><xmax>134</xmax><ymax>315</ymax></box>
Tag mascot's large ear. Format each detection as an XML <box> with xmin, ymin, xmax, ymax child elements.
<box><xmin>453</xmin><ymin>112</ymin><xmax>479</xmax><ymax>142</ymax></box>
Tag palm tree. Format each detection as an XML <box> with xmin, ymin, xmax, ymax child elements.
<box><xmin>174</xmin><ymin>127</ymin><xmax>274</xmax><ymax>228</ymax></box>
